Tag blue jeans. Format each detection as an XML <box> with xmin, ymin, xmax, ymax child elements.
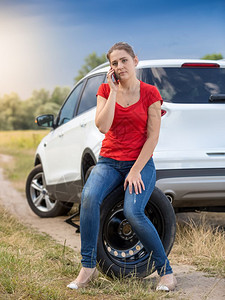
<box><xmin>80</xmin><ymin>156</ymin><xmax>173</xmax><ymax>276</ymax></box>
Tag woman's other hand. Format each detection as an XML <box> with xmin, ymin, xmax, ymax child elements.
<box><xmin>124</xmin><ymin>169</ymin><xmax>145</xmax><ymax>194</ymax></box>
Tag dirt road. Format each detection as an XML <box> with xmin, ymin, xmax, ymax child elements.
<box><xmin>0</xmin><ymin>154</ymin><xmax>81</xmax><ymax>250</ymax></box>
<box><xmin>0</xmin><ymin>153</ymin><xmax>224</xmax><ymax>299</ymax></box>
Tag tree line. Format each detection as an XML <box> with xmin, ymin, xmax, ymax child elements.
<box><xmin>0</xmin><ymin>87</ymin><xmax>71</xmax><ymax>130</ymax></box>
<box><xmin>0</xmin><ymin>52</ymin><xmax>223</xmax><ymax>130</ymax></box>
<box><xmin>0</xmin><ymin>52</ymin><xmax>106</xmax><ymax>131</ymax></box>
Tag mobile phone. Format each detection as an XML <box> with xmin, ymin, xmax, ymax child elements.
<box><xmin>113</xmin><ymin>72</ymin><xmax>119</xmax><ymax>84</ymax></box>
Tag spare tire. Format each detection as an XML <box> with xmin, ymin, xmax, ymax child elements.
<box><xmin>97</xmin><ymin>185</ymin><xmax>176</xmax><ymax>278</ymax></box>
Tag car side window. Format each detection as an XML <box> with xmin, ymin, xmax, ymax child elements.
<box><xmin>58</xmin><ymin>82</ymin><xmax>83</xmax><ymax>126</ymax></box>
<box><xmin>77</xmin><ymin>74</ymin><xmax>105</xmax><ymax>116</ymax></box>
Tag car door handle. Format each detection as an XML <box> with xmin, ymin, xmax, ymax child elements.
<box><xmin>58</xmin><ymin>132</ymin><xmax>64</xmax><ymax>138</ymax></box>
<box><xmin>207</xmin><ymin>152</ymin><xmax>225</xmax><ymax>156</ymax></box>
<box><xmin>80</xmin><ymin>122</ymin><xmax>87</xmax><ymax>128</ymax></box>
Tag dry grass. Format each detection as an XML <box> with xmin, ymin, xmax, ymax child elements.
<box><xmin>170</xmin><ymin>216</ymin><xmax>225</xmax><ymax>277</ymax></box>
<box><xmin>0</xmin><ymin>206</ymin><xmax>176</xmax><ymax>300</ymax></box>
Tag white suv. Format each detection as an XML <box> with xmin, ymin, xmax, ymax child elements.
<box><xmin>26</xmin><ymin>59</ymin><xmax>225</xmax><ymax>278</ymax></box>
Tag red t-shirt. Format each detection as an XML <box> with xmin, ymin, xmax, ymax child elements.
<box><xmin>96</xmin><ymin>81</ymin><xmax>163</xmax><ymax>161</ymax></box>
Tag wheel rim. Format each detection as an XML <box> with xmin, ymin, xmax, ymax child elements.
<box><xmin>30</xmin><ymin>171</ymin><xmax>57</xmax><ymax>212</ymax></box>
<box><xmin>102</xmin><ymin>199</ymin><xmax>165</xmax><ymax>266</ymax></box>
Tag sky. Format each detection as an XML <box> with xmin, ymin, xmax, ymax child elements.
<box><xmin>0</xmin><ymin>0</ymin><xmax>225</xmax><ymax>100</ymax></box>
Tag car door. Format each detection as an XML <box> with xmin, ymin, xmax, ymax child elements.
<box><xmin>43</xmin><ymin>81</ymin><xmax>84</xmax><ymax>186</ymax></box>
<box><xmin>73</xmin><ymin>73</ymin><xmax>106</xmax><ymax>165</ymax></box>
<box><xmin>43</xmin><ymin>74</ymin><xmax>105</xmax><ymax>190</ymax></box>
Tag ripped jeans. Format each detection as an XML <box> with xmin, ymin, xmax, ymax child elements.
<box><xmin>80</xmin><ymin>156</ymin><xmax>173</xmax><ymax>276</ymax></box>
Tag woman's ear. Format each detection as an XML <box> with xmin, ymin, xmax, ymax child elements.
<box><xmin>134</xmin><ymin>56</ymin><xmax>139</xmax><ymax>67</ymax></box>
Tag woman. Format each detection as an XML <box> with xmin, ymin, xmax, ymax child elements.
<box><xmin>67</xmin><ymin>42</ymin><xmax>177</xmax><ymax>292</ymax></box>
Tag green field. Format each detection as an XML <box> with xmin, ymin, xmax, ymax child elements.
<box><xmin>0</xmin><ymin>130</ymin><xmax>48</xmax><ymax>193</ymax></box>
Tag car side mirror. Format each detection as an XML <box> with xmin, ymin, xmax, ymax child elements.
<box><xmin>35</xmin><ymin>114</ymin><xmax>55</xmax><ymax>128</ymax></box>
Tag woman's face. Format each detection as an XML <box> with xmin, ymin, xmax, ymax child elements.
<box><xmin>109</xmin><ymin>49</ymin><xmax>138</xmax><ymax>81</ymax></box>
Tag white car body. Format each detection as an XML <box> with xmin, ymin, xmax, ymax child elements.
<box><xmin>34</xmin><ymin>59</ymin><xmax>225</xmax><ymax>212</ymax></box>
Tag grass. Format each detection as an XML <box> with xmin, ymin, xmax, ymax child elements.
<box><xmin>0</xmin><ymin>130</ymin><xmax>224</xmax><ymax>299</ymax></box>
<box><xmin>0</xmin><ymin>130</ymin><xmax>47</xmax><ymax>150</ymax></box>
<box><xmin>0</xmin><ymin>206</ymin><xmax>175</xmax><ymax>300</ymax></box>
<box><xmin>0</xmin><ymin>130</ymin><xmax>48</xmax><ymax>193</ymax></box>
<box><xmin>171</xmin><ymin>218</ymin><xmax>225</xmax><ymax>277</ymax></box>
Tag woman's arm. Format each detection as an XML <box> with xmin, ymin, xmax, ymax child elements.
<box><xmin>95</xmin><ymin>69</ymin><xmax>118</xmax><ymax>134</ymax></box>
<box><xmin>124</xmin><ymin>100</ymin><xmax>161</xmax><ymax>194</ymax></box>
<box><xmin>95</xmin><ymin>91</ymin><xmax>117</xmax><ymax>134</ymax></box>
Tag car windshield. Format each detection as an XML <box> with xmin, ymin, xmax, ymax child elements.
<box><xmin>139</xmin><ymin>67</ymin><xmax>225</xmax><ymax>103</ymax></box>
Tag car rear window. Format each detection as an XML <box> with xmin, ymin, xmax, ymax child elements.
<box><xmin>139</xmin><ymin>67</ymin><xmax>225</xmax><ymax>104</ymax></box>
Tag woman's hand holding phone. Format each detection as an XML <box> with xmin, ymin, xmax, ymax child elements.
<box><xmin>113</xmin><ymin>71</ymin><xmax>119</xmax><ymax>84</ymax></box>
<box><xmin>107</xmin><ymin>68</ymin><xmax>119</xmax><ymax>92</ymax></box>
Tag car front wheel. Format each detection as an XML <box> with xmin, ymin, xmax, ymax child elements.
<box><xmin>26</xmin><ymin>165</ymin><xmax>73</xmax><ymax>217</ymax></box>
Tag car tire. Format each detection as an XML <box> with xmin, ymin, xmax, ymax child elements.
<box><xmin>84</xmin><ymin>165</ymin><xmax>95</xmax><ymax>183</ymax></box>
<box><xmin>26</xmin><ymin>165</ymin><xmax>73</xmax><ymax>217</ymax></box>
<box><xmin>97</xmin><ymin>185</ymin><xmax>176</xmax><ymax>278</ymax></box>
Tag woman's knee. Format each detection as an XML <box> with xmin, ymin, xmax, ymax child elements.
<box><xmin>123</xmin><ymin>199</ymin><xmax>138</xmax><ymax>223</ymax></box>
<box><xmin>124</xmin><ymin>194</ymin><xmax>146</xmax><ymax>224</ymax></box>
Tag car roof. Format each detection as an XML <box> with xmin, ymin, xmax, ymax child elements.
<box><xmin>86</xmin><ymin>58</ymin><xmax>225</xmax><ymax>78</ymax></box>
<box><xmin>137</xmin><ymin>59</ymin><xmax>225</xmax><ymax>68</ymax></box>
